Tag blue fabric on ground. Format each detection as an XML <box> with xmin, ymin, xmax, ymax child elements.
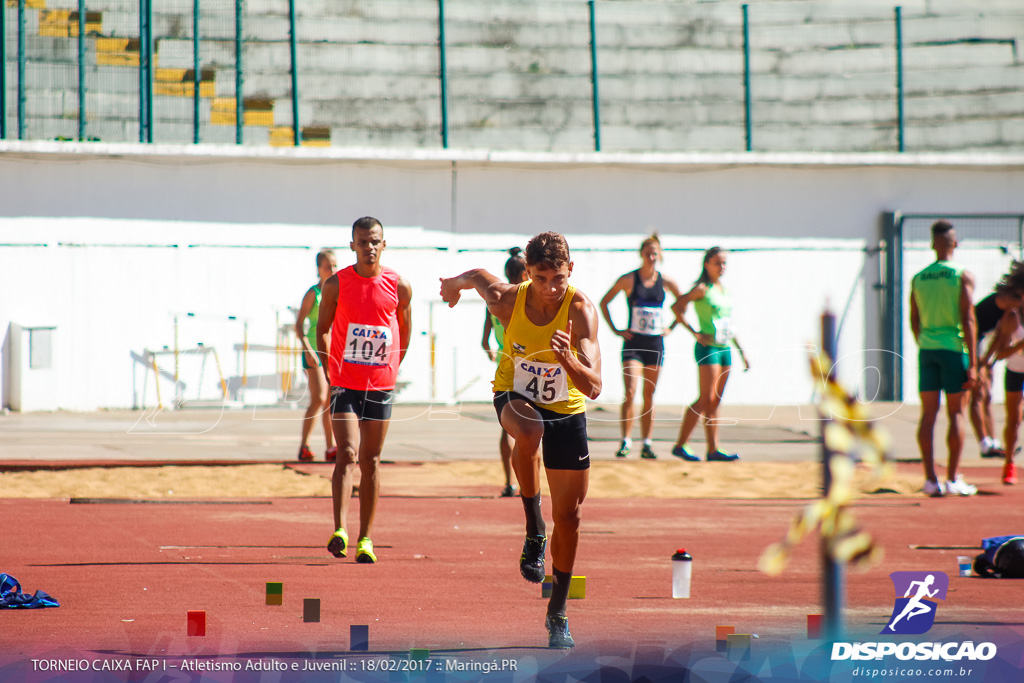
<box><xmin>981</xmin><ymin>536</ymin><xmax>1024</xmax><ymax>565</ymax></box>
<box><xmin>0</xmin><ymin>573</ymin><xmax>60</xmax><ymax>609</ymax></box>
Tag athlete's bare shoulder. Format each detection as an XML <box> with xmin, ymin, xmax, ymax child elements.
<box><xmin>569</xmin><ymin>289</ymin><xmax>599</xmax><ymax>329</ymax></box>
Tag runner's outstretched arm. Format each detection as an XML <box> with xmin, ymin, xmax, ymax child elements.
<box><xmin>439</xmin><ymin>269</ymin><xmax>518</xmax><ymax>324</ymax></box>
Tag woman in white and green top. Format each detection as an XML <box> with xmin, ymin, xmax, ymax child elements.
<box><xmin>670</xmin><ymin>247</ymin><xmax>750</xmax><ymax>462</ymax></box>
<box><xmin>481</xmin><ymin>247</ymin><xmax>529</xmax><ymax>496</ymax></box>
<box><xmin>294</xmin><ymin>249</ymin><xmax>338</xmax><ymax>462</ymax></box>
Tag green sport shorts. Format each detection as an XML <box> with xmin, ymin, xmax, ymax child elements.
<box><xmin>918</xmin><ymin>349</ymin><xmax>968</xmax><ymax>394</ymax></box>
<box><xmin>695</xmin><ymin>342</ymin><xmax>732</xmax><ymax>367</ymax></box>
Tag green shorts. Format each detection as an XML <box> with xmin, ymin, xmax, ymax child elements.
<box><xmin>918</xmin><ymin>349</ymin><xmax>968</xmax><ymax>394</ymax></box>
<box><xmin>302</xmin><ymin>342</ymin><xmax>322</xmax><ymax>370</ymax></box>
<box><xmin>695</xmin><ymin>342</ymin><xmax>732</xmax><ymax>367</ymax></box>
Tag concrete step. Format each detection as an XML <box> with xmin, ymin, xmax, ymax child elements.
<box><xmin>752</xmin><ymin>66</ymin><xmax>1024</xmax><ymax>101</ymax></box>
<box><xmin>905</xmin><ymin>117</ymin><xmax>1024</xmax><ymax>152</ymax></box>
<box><xmin>600</xmin><ymin>124</ymin><xmax>744</xmax><ymax>152</ymax></box>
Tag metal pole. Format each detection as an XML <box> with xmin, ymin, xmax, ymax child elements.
<box><xmin>17</xmin><ymin>0</ymin><xmax>25</xmax><ymax>139</ymax></box>
<box><xmin>821</xmin><ymin>308</ymin><xmax>844</xmax><ymax>641</ymax></box>
<box><xmin>742</xmin><ymin>3</ymin><xmax>752</xmax><ymax>152</ymax></box>
<box><xmin>193</xmin><ymin>0</ymin><xmax>200</xmax><ymax>143</ymax></box>
<box><xmin>2</xmin><ymin>0</ymin><xmax>8</xmax><ymax>139</ymax></box>
<box><xmin>235</xmin><ymin>0</ymin><xmax>243</xmax><ymax>144</ymax></box>
<box><xmin>895</xmin><ymin>6</ymin><xmax>904</xmax><ymax>152</ymax></box>
<box><xmin>288</xmin><ymin>0</ymin><xmax>299</xmax><ymax>146</ymax></box>
<box><xmin>894</xmin><ymin>214</ymin><xmax>904</xmax><ymax>401</ymax></box>
<box><xmin>588</xmin><ymin>0</ymin><xmax>601</xmax><ymax>152</ymax></box>
<box><xmin>78</xmin><ymin>0</ymin><xmax>86</xmax><ymax>140</ymax></box>
<box><xmin>138</xmin><ymin>0</ymin><xmax>146</xmax><ymax>142</ymax></box>
<box><xmin>437</xmin><ymin>0</ymin><xmax>449</xmax><ymax>148</ymax></box>
<box><xmin>145</xmin><ymin>0</ymin><xmax>153</xmax><ymax>142</ymax></box>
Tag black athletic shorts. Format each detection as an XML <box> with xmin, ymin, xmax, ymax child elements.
<box><xmin>622</xmin><ymin>334</ymin><xmax>664</xmax><ymax>367</ymax></box>
<box><xmin>1007</xmin><ymin>369</ymin><xmax>1024</xmax><ymax>394</ymax></box>
<box><xmin>330</xmin><ymin>386</ymin><xmax>394</xmax><ymax>421</ymax></box>
<box><xmin>493</xmin><ymin>391</ymin><xmax>589</xmax><ymax>471</ymax></box>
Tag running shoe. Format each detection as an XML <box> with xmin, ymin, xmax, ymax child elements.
<box><xmin>1002</xmin><ymin>462</ymin><xmax>1017</xmax><ymax>486</ymax></box>
<box><xmin>640</xmin><ymin>444</ymin><xmax>657</xmax><ymax>460</ymax></box>
<box><xmin>355</xmin><ymin>537</ymin><xmax>377</xmax><ymax>564</ymax></box>
<box><xmin>325</xmin><ymin>446</ymin><xmax>338</xmax><ymax>463</ymax></box>
<box><xmin>944</xmin><ymin>475</ymin><xmax>977</xmax><ymax>497</ymax></box>
<box><xmin>981</xmin><ymin>447</ymin><xmax>1006</xmax><ymax>460</ymax></box>
<box><xmin>500</xmin><ymin>484</ymin><xmax>517</xmax><ymax>498</ymax></box>
<box><xmin>298</xmin><ymin>444</ymin><xmax>314</xmax><ymax>462</ymax></box>
<box><xmin>671</xmin><ymin>444</ymin><xmax>700</xmax><ymax>462</ymax></box>
<box><xmin>520</xmin><ymin>535</ymin><xmax>547</xmax><ymax>583</ymax></box>
<box><xmin>545</xmin><ymin>614</ymin><xmax>575</xmax><ymax>649</ymax></box>
<box><xmin>615</xmin><ymin>443</ymin><xmax>630</xmax><ymax>458</ymax></box>
<box><xmin>327</xmin><ymin>528</ymin><xmax>349</xmax><ymax>558</ymax></box>
<box><xmin>922</xmin><ymin>479</ymin><xmax>945</xmax><ymax>497</ymax></box>
<box><xmin>706</xmin><ymin>450</ymin><xmax>740</xmax><ymax>462</ymax></box>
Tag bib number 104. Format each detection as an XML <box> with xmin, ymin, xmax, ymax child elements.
<box><xmin>344</xmin><ymin>324</ymin><xmax>392</xmax><ymax>367</ymax></box>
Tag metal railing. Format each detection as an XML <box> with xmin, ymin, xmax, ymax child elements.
<box><xmin>2</xmin><ymin>1</ymin><xmax>1022</xmax><ymax>151</ymax></box>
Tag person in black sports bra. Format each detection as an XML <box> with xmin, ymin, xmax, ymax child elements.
<box><xmin>599</xmin><ymin>233</ymin><xmax>682</xmax><ymax>460</ymax></box>
<box><xmin>970</xmin><ymin>262</ymin><xmax>1024</xmax><ymax>460</ymax></box>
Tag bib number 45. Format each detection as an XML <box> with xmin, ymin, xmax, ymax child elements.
<box><xmin>513</xmin><ymin>360</ymin><xmax>569</xmax><ymax>405</ymax></box>
<box><xmin>525</xmin><ymin>376</ymin><xmax>558</xmax><ymax>403</ymax></box>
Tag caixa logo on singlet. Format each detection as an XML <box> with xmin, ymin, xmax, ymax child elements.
<box><xmin>830</xmin><ymin>572</ymin><xmax>997</xmax><ymax>663</ymax></box>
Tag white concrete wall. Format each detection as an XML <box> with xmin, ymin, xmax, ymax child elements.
<box><xmin>1</xmin><ymin>142</ymin><xmax>1023</xmax><ymax>411</ymax></box>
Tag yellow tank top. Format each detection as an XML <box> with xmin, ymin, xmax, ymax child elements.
<box><xmin>493</xmin><ymin>282</ymin><xmax>586</xmax><ymax>415</ymax></box>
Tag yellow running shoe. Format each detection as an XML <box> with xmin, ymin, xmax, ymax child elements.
<box><xmin>355</xmin><ymin>537</ymin><xmax>377</xmax><ymax>564</ymax></box>
<box><xmin>327</xmin><ymin>528</ymin><xmax>349</xmax><ymax>558</ymax></box>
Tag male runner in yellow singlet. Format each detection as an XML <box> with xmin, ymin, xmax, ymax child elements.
<box><xmin>440</xmin><ymin>231</ymin><xmax>602</xmax><ymax>649</ymax></box>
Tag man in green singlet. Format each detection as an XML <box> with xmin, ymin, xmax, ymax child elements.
<box><xmin>910</xmin><ymin>220</ymin><xmax>978</xmax><ymax>497</ymax></box>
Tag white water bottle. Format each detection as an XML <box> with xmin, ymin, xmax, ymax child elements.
<box><xmin>672</xmin><ymin>548</ymin><xmax>692</xmax><ymax>599</ymax></box>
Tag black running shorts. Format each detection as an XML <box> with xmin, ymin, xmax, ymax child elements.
<box><xmin>621</xmin><ymin>334</ymin><xmax>664</xmax><ymax>367</ymax></box>
<box><xmin>330</xmin><ymin>386</ymin><xmax>394</xmax><ymax>421</ymax></box>
<box><xmin>1007</xmin><ymin>369</ymin><xmax>1024</xmax><ymax>394</ymax></box>
<box><xmin>493</xmin><ymin>391</ymin><xmax>589</xmax><ymax>471</ymax></box>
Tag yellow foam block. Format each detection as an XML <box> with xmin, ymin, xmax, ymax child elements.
<box><xmin>726</xmin><ymin>633</ymin><xmax>752</xmax><ymax>661</ymax></box>
<box><xmin>541</xmin><ymin>575</ymin><xmax>586</xmax><ymax>599</ymax></box>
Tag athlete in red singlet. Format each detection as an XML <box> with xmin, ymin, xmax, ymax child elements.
<box><xmin>316</xmin><ymin>217</ymin><xmax>412</xmax><ymax>563</ymax></box>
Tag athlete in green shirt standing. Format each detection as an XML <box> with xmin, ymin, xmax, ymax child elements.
<box><xmin>295</xmin><ymin>249</ymin><xmax>339</xmax><ymax>462</ymax></box>
<box><xmin>670</xmin><ymin>247</ymin><xmax>750</xmax><ymax>462</ymax></box>
<box><xmin>910</xmin><ymin>220</ymin><xmax>978</xmax><ymax>497</ymax></box>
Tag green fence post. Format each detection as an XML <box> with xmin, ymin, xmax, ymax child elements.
<box><xmin>742</xmin><ymin>3</ymin><xmax>752</xmax><ymax>151</ymax></box>
<box><xmin>895</xmin><ymin>6</ymin><xmax>904</xmax><ymax>152</ymax></box>
<box><xmin>288</xmin><ymin>0</ymin><xmax>299</xmax><ymax>146</ymax></box>
<box><xmin>235</xmin><ymin>0</ymin><xmax>243</xmax><ymax>144</ymax></box>
<box><xmin>138</xmin><ymin>0</ymin><xmax>146</xmax><ymax>141</ymax></box>
<box><xmin>437</xmin><ymin>0</ymin><xmax>449</xmax><ymax>149</ymax></box>
<box><xmin>78</xmin><ymin>0</ymin><xmax>86</xmax><ymax>140</ymax></box>
<box><xmin>17</xmin><ymin>0</ymin><xmax>24</xmax><ymax>139</ymax></box>
<box><xmin>145</xmin><ymin>0</ymin><xmax>153</xmax><ymax>141</ymax></box>
<box><xmin>588</xmin><ymin>0</ymin><xmax>601</xmax><ymax>152</ymax></box>
<box><xmin>193</xmin><ymin>0</ymin><xmax>200</xmax><ymax>143</ymax></box>
<box><xmin>1</xmin><ymin>0</ymin><xmax>7</xmax><ymax>139</ymax></box>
